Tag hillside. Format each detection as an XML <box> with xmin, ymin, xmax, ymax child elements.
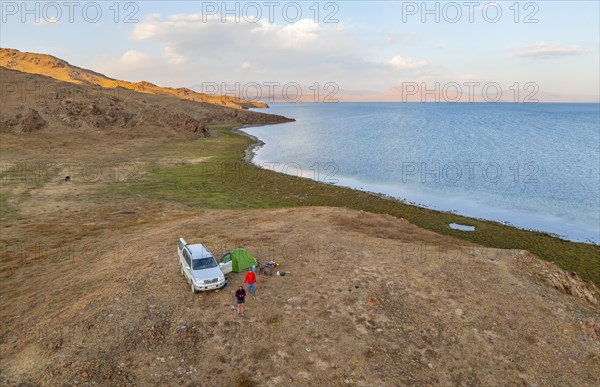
<box><xmin>0</xmin><ymin>67</ymin><xmax>292</xmax><ymax>135</ymax></box>
<box><xmin>0</xmin><ymin>48</ymin><xmax>268</xmax><ymax>110</ymax></box>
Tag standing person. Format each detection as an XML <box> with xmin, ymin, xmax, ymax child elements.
<box><xmin>245</xmin><ymin>267</ymin><xmax>257</xmax><ymax>297</ymax></box>
<box><xmin>235</xmin><ymin>286</ymin><xmax>246</xmax><ymax>316</ymax></box>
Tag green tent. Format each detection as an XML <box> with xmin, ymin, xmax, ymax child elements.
<box><xmin>221</xmin><ymin>248</ymin><xmax>257</xmax><ymax>273</ymax></box>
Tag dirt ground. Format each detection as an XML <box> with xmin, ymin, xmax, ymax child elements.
<box><xmin>1</xmin><ymin>202</ymin><xmax>599</xmax><ymax>386</ymax></box>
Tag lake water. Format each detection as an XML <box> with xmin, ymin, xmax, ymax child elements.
<box><xmin>244</xmin><ymin>103</ymin><xmax>600</xmax><ymax>244</ymax></box>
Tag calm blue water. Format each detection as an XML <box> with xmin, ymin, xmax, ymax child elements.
<box><xmin>245</xmin><ymin>103</ymin><xmax>600</xmax><ymax>244</ymax></box>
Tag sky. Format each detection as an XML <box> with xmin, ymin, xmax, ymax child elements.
<box><xmin>1</xmin><ymin>1</ymin><xmax>599</xmax><ymax>102</ymax></box>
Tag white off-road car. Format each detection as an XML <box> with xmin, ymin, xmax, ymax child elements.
<box><xmin>178</xmin><ymin>238</ymin><xmax>232</xmax><ymax>293</ymax></box>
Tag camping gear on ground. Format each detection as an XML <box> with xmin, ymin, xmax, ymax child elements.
<box><xmin>258</xmin><ymin>260</ymin><xmax>281</xmax><ymax>276</ymax></box>
<box><xmin>258</xmin><ymin>262</ymin><xmax>273</xmax><ymax>276</ymax></box>
<box><xmin>220</xmin><ymin>248</ymin><xmax>258</xmax><ymax>273</ymax></box>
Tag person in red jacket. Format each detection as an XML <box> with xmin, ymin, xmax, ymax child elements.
<box><xmin>244</xmin><ymin>267</ymin><xmax>257</xmax><ymax>297</ymax></box>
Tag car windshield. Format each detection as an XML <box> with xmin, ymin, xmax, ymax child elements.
<box><xmin>192</xmin><ymin>257</ymin><xmax>217</xmax><ymax>270</ymax></box>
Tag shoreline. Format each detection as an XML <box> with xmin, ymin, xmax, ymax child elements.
<box><xmin>231</xmin><ymin>125</ymin><xmax>266</xmax><ymax>164</ymax></box>
<box><xmin>235</xmin><ymin>125</ymin><xmax>599</xmax><ymax>247</ymax></box>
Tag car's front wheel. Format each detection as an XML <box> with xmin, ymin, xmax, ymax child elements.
<box><xmin>191</xmin><ymin>281</ymin><xmax>197</xmax><ymax>294</ymax></box>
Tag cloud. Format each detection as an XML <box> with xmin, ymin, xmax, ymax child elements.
<box><xmin>387</xmin><ymin>56</ymin><xmax>429</xmax><ymax>71</ymax></box>
<box><xmin>250</xmin><ymin>19</ymin><xmax>328</xmax><ymax>49</ymax></box>
<box><xmin>119</xmin><ymin>50</ymin><xmax>150</xmax><ymax>65</ymax></box>
<box><xmin>27</xmin><ymin>17</ymin><xmax>59</xmax><ymax>25</ymax></box>
<box><xmin>131</xmin><ymin>14</ymin><xmax>347</xmax><ymax>53</ymax></box>
<box><xmin>127</xmin><ymin>13</ymin><xmax>359</xmax><ymax>84</ymax></box>
<box><xmin>130</xmin><ymin>13</ymin><xmax>169</xmax><ymax>40</ymax></box>
<box><xmin>115</xmin><ymin>13</ymin><xmax>434</xmax><ymax>93</ymax></box>
<box><xmin>92</xmin><ymin>50</ymin><xmax>162</xmax><ymax>83</ymax></box>
<box><xmin>164</xmin><ymin>46</ymin><xmax>185</xmax><ymax>65</ymax></box>
<box><xmin>516</xmin><ymin>43</ymin><xmax>591</xmax><ymax>58</ymax></box>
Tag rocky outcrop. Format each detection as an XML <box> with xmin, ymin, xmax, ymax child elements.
<box><xmin>1</xmin><ymin>106</ymin><xmax>47</xmax><ymax>132</ymax></box>
<box><xmin>165</xmin><ymin>110</ymin><xmax>210</xmax><ymax>137</ymax></box>
<box><xmin>54</xmin><ymin>99</ymin><xmax>135</xmax><ymax>129</ymax></box>
<box><xmin>21</xmin><ymin>108</ymin><xmax>47</xmax><ymax>132</ymax></box>
<box><xmin>1</xmin><ymin>66</ymin><xmax>293</xmax><ymax>137</ymax></box>
<box><xmin>138</xmin><ymin>106</ymin><xmax>210</xmax><ymax>137</ymax></box>
<box><xmin>544</xmin><ymin>270</ymin><xmax>599</xmax><ymax>304</ymax></box>
<box><xmin>514</xmin><ymin>251</ymin><xmax>599</xmax><ymax>304</ymax></box>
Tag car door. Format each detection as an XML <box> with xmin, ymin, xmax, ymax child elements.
<box><xmin>178</xmin><ymin>238</ymin><xmax>185</xmax><ymax>267</ymax></box>
<box><xmin>219</xmin><ymin>253</ymin><xmax>233</xmax><ymax>275</ymax></box>
<box><xmin>178</xmin><ymin>238</ymin><xmax>186</xmax><ymax>258</ymax></box>
<box><xmin>182</xmin><ymin>248</ymin><xmax>193</xmax><ymax>283</ymax></box>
